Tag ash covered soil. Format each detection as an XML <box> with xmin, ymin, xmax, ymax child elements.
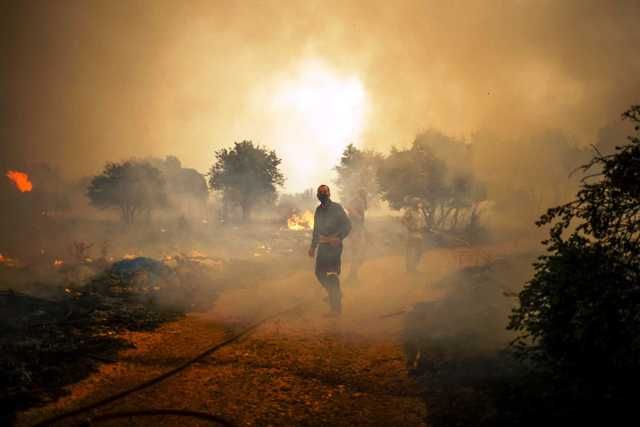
<box><xmin>14</xmin><ymin>241</ymin><xmax>526</xmax><ymax>426</ymax></box>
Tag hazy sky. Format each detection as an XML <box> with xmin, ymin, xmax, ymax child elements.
<box><xmin>2</xmin><ymin>0</ymin><xmax>639</xmax><ymax>191</ymax></box>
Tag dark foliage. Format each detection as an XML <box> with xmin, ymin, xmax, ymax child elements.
<box><xmin>377</xmin><ymin>136</ymin><xmax>486</xmax><ymax>232</ymax></box>
<box><xmin>87</xmin><ymin>161</ymin><xmax>168</xmax><ymax>224</ymax></box>
<box><xmin>508</xmin><ymin>105</ymin><xmax>640</xmax><ymax>417</ymax></box>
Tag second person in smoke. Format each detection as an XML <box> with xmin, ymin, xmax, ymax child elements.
<box><xmin>402</xmin><ymin>197</ymin><xmax>429</xmax><ymax>273</ymax></box>
<box><xmin>308</xmin><ymin>184</ymin><xmax>352</xmax><ymax>315</ymax></box>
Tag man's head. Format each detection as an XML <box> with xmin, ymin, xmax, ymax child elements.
<box><xmin>412</xmin><ymin>197</ymin><xmax>423</xmax><ymax>209</ymax></box>
<box><xmin>317</xmin><ymin>184</ymin><xmax>331</xmax><ymax>204</ymax></box>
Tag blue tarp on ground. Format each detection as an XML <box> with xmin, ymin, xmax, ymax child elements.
<box><xmin>109</xmin><ymin>257</ymin><xmax>172</xmax><ymax>282</ymax></box>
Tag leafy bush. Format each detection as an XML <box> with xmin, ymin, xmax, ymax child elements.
<box><xmin>509</xmin><ymin>105</ymin><xmax>640</xmax><ymax>411</ymax></box>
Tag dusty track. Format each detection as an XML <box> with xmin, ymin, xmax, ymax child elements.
<box><xmin>17</xmin><ymin>242</ymin><xmax>527</xmax><ymax>426</ymax></box>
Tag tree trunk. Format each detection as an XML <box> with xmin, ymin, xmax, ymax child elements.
<box><xmin>121</xmin><ymin>205</ymin><xmax>137</xmax><ymax>224</ymax></box>
<box><xmin>121</xmin><ymin>206</ymin><xmax>132</xmax><ymax>224</ymax></box>
<box><xmin>452</xmin><ymin>208</ymin><xmax>460</xmax><ymax>230</ymax></box>
<box><xmin>441</xmin><ymin>205</ymin><xmax>454</xmax><ymax>230</ymax></box>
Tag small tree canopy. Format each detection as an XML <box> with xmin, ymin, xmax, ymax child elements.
<box><xmin>335</xmin><ymin>143</ymin><xmax>383</xmax><ymax>203</ymax></box>
<box><xmin>87</xmin><ymin>160</ymin><xmax>167</xmax><ymax>224</ymax></box>
<box><xmin>377</xmin><ymin>136</ymin><xmax>485</xmax><ymax>231</ymax></box>
<box><xmin>208</xmin><ymin>141</ymin><xmax>284</xmax><ymax>222</ymax></box>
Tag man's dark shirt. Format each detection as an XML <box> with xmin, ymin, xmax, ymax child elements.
<box><xmin>310</xmin><ymin>200</ymin><xmax>352</xmax><ymax>250</ymax></box>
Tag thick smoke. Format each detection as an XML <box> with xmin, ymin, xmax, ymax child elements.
<box><xmin>2</xmin><ymin>0</ymin><xmax>639</xmax><ymax>185</ymax></box>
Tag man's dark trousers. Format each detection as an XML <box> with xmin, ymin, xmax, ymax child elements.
<box><xmin>315</xmin><ymin>243</ymin><xmax>343</xmax><ymax>314</ymax></box>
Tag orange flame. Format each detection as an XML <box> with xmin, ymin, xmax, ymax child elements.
<box><xmin>287</xmin><ymin>210</ymin><xmax>314</xmax><ymax>231</ymax></box>
<box><xmin>6</xmin><ymin>170</ymin><xmax>33</xmax><ymax>192</ymax></box>
<box><xmin>0</xmin><ymin>253</ymin><xmax>20</xmax><ymax>268</ymax></box>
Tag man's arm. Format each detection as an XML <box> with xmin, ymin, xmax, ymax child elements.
<box><xmin>308</xmin><ymin>208</ymin><xmax>319</xmax><ymax>257</ymax></box>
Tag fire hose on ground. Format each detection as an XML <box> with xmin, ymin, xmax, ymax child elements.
<box><xmin>32</xmin><ymin>303</ymin><xmax>307</xmax><ymax>427</ymax></box>
<box><xmin>31</xmin><ymin>293</ymin><xmax>420</xmax><ymax>426</ymax></box>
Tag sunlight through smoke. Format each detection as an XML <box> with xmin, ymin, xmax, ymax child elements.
<box><xmin>270</xmin><ymin>60</ymin><xmax>369</xmax><ymax>192</ymax></box>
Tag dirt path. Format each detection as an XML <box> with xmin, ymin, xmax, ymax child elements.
<box><xmin>17</xmin><ymin>242</ymin><xmax>525</xmax><ymax>426</ymax></box>
<box><xmin>16</xmin><ymin>309</ymin><xmax>426</xmax><ymax>425</ymax></box>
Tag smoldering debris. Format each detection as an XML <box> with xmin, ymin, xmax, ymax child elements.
<box><xmin>0</xmin><ymin>288</ymin><xmax>176</xmax><ymax>419</ymax></box>
<box><xmin>403</xmin><ymin>253</ymin><xmax>537</xmax><ymax>426</ymax></box>
<box><xmin>0</xmin><ymin>252</ymin><xmax>229</xmax><ymax>421</ymax></box>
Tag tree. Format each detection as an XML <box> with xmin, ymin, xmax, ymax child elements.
<box><xmin>208</xmin><ymin>141</ymin><xmax>284</xmax><ymax>222</ymax></box>
<box><xmin>87</xmin><ymin>160</ymin><xmax>167</xmax><ymax>224</ymax></box>
<box><xmin>334</xmin><ymin>143</ymin><xmax>384</xmax><ymax>203</ymax></box>
<box><xmin>147</xmin><ymin>156</ymin><xmax>209</xmax><ymax>217</ymax></box>
<box><xmin>377</xmin><ymin>137</ymin><xmax>485</xmax><ymax>231</ymax></box>
<box><xmin>147</xmin><ymin>156</ymin><xmax>208</xmax><ymax>201</ymax></box>
<box><xmin>509</xmin><ymin>105</ymin><xmax>640</xmax><ymax>404</ymax></box>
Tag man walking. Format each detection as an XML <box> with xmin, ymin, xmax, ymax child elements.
<box><xmin>308</xmin><ymin>185</ymin><xmax>352</xmax><ymax>315</ymax></box>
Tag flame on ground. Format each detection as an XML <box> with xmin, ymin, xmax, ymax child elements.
<box><xmin>0</xmin><ymin>253</ymin><xmax>20</xmax><ymax>268</ymax></box>
<box><xmin>287</xmin><ymin>210</ymin><xmax>314</xmax><ymax>231</ymax></box>
<box><xmin>6</xmin><ymin>170</ymin><xmax>33</xmax><ymax>192</ymax></box>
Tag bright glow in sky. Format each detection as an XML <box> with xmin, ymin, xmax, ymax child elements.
<box><xmin>268</xmin><ymin>60</ymin><xmax>369</xmax><ymax>193</ymax></box>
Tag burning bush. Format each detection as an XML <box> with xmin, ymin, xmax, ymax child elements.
<box><xmin>5</xmin><ymin>170</ymin><xmax>33</xmax><ymax>192</ymax></box>
<box><xmin>287</xmin><ymin>209</ymin><xmax>314</xmax><ymax>231</ymax></box>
